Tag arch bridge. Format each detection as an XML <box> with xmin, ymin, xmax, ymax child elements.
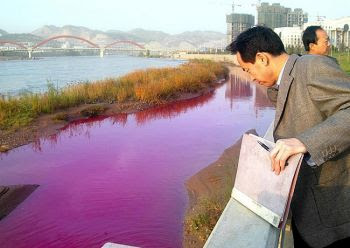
<box><xmin>0</xmin><ymin>40</ymin><xmax>28</xmax><ymax>49</ymax></box>
<box><xmin>0</xmin><ymin>35</ymin><xmax>147</xmax><ymax>58</ymax></box>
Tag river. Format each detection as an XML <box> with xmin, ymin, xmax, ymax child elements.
<box><xmin>0</xmin><ymin>75</ymin><xmax>274</xmax><ymax>247</ymax></box>
<box><xmin>0</xmin><ymin>56</ymin><xmax>275</xmax><ymax>247</ymax></box>
<box><xmin>0</xmin><ymin>55</ymin><xmax>184</xmax><ymax>96</ymax></box>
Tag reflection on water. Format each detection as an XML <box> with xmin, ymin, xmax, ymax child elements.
<box><xmin>0</xmin><ymin>78</ymin><xmax>275</xmax><ymax>248</ymax></box>
<box><xmin>135</xmin><ymin>92</ymin><xmax>214</xmax><ymax>125</ymax></box>
<box><xmin>226</xmin><ymin>74</ymin><xmax>253</xmax><ymax>100</ymax></box>
<box><xmin>225</xmin><ymin>74</ymin><xmax>274</xmax><ymax>113</ymax></box>
<box><xmin>30</xmin><ymin>93</ymin><xmax>215</xmax><ymax>152</ymax></box>
<box><xmin>255</xmin><ymin>85</ymin><xmax>275</xmax><ymax>110</ymax></box>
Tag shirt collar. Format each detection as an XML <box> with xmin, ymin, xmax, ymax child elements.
<box><xmin>276</xmin><ymin>61</ymin><xmax>288</xmax><ymax>87</ymax></box>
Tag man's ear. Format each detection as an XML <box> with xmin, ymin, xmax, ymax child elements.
<box><xmin>256</xmin><ymin>52</ymin><xmax>269</xmax><ymax>66</ymax></box>
<box><xmin>309</xmin><ymin>43</ymin><xmax>316</xmax><ymax>52</ymax></box>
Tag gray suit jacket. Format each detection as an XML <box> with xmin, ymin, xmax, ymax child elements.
<box><xmin>273</xmin><ymin>54</ymin><xmax>350</xmax><ymax>247</ymax></box>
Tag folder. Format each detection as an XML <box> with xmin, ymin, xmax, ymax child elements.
<box><xmin>232</xmin><ymin>134</ymin><xmax>303</xmax><ymax>228</ymax></box>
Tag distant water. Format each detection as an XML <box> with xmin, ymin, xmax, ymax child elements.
<box><xmin>0</xmin><ymin>55</ymin><xmax>184</xmax><ymax>96</ymax></box>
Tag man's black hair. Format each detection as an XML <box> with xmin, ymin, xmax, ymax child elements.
<box><xmin>226</xmin><ymin>26</ymin><xmax>286</xmax><ymax>63</ymax></box>
<box><xmin>302</xmin><ymin>26</ymin><xmax>323</xmax><ymax>51</ymax></box>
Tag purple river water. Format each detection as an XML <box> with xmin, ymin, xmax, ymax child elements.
<box><xmin>0</xmin><ymin>77</ymin><xmax>274</xmax><ymax>248</ymax></box>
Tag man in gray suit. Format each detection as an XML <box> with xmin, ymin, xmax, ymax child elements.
<box><xmin>302</xmin><ymin>26</ymin><xmax>331</xmax><ymax>56</ymax></box>
<box><xmin>227</xmin><ymin>26</ymin><xmax>350</xmax><ymax>247</ymax></box>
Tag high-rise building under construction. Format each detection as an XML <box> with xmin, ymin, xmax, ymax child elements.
<box><xmin>257</xmin><ymin>3</ymin><xmax>308</xmax><ymax>29</ymax></box>
<box><xmin>226</xmin><ymin>13</ymin><xmax>255</xmax><ymax>44</ymax></box>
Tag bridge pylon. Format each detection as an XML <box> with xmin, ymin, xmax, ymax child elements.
<box><xmin>100</xmin><ymin>48</ymin><xmax>105</xmax><ymax>58</ymax></box>
<box><xmin>28</xmin><ymin>48</ymin><xmax>33</xmax><ymax>59</ymax></box>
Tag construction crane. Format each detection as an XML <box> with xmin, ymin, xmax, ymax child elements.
<box><xmin>316</xmin><ymin>15</ymin><xmax>326</xmax><ymax>22</ymax></box>
<box><xmin>311</xmin><ymin>13</ymin><xmax>326</xmax><ymax>22</ymax></box>
<box><xmin>251</xmin><ymin>0</ymin><xmax>261</xmax><ymax>25</ymax></box>
<box><xmin>208</xmin><ymin>1</ymin><xmax>241</xmax><ymax>14</ymax></box>
<box><xmin>251</xmin><ymin>0</ymin><xmax>261</xmax><ymax>9</ymax></box>
<box><xmin>232</xmin><ymin>1</ymin><xmax>242</xmax><ymax>13</ymax></box>
<box><xmin>308</xmin><ymin>14</ymin><xmax>326</xmax><ymax>24</ymax></box>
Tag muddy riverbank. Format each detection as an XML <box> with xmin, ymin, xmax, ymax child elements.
<box><xmin>183</xmin><ymin>130</ymin><xmax>257</xmax><ymax>247</ymax></box>
<box><xmin>0</xmin><ymin>60</ymin><xmax>232</xmax><ymax>153</ymax></box>
<box><xmin>182</xmin><ymin>67</ymin><xmax>272</xmax><ymax>247</ymax></box>
<box><xmin>0</xmin><ymin>82</ymin><xmax>225</xmax><ymax>153</ymax></box>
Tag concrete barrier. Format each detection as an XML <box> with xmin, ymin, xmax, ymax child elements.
<box><xmin>204</xmin><ymin>198</ymin><xmax>280</xmax><ymax>248</ymax></box>
<box><xmin>101</xmin><ymin>242</ymin><xmax>139</xmax><ymax>248</ymax></box>
<box><xmin>203</xmin><ymin>122</ymin><xmax>294</xmax><ymax>248</ymax></box>
<box><xmin>171</xmin><ymin>53</ymin><xmax>236</xmax><ymax>63</ymax></box>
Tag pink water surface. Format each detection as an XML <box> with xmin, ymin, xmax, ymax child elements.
<box><xmin>0</xmin><ymin>77</ymin><xmax>274</xmax><ymax>248</ymax></box>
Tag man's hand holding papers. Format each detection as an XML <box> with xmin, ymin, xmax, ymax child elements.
<box><xmin>270</xmin><ymin>138</ymin><xmax>307</xmax><ymax>175</ymax></box>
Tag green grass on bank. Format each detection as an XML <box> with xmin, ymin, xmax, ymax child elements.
<box><xmin>332</xmin><ymin>51</ymin><xmax>350</xmax><ymax>74</ymax></box>
<box><xmin>184</xmin><ymin>193</ymin><xmax>231</xmax><ymax>245</ymax></box>
<box><xmin>285</xmin><ymin>48</ymin><xmax>350</xmax><ymax>74</ymax></box>
<box><xmin>0</xmin><ymin>60</ymin><xmax>228</xmax><ymax>130</ymax></box>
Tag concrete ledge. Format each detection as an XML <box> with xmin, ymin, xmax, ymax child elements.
<box><xmin>171</xmin><ymin>53</ymin><xmax>236</xmax><ymax>63</ymax></box>
<box><xmin>204</xmin><ymin>123</ymin><xmax>282</xmax><ymax>248</ymax></box>
<box><xmin>204</xmin><ymin>198</ymin><xmax>280</xmax><ymax>248</ymax></box>
<box><xmin>102</xmin><ymin>243</ymin><xmax>139</xmax><ymax>248</ymax></box>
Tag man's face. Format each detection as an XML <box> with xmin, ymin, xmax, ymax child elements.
<box><xmin>310</xmin><ymin>29</ymin><xmax>330</xmax><ymax>55</ymax></box>
<box><xmin>236</xmin><ymin>52</ymin><xmax>276</xmax><ymax>87</ymax></box>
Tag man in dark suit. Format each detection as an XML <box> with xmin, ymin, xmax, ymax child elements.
<box><xmin>227</xmin><ymin>26</ymin><xmax>350</xmax><ymax>247</ymax></box>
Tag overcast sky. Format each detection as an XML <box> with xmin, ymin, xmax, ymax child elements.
<box><xmin>1</xmin><ymin>0</ymin><xmax>349</xmax><ymax>34</ymax></box>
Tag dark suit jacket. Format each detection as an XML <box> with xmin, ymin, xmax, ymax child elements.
<box><xmin>273</xmin><ymin>54</ymin><xmax>350</xmax><ymax>247</ymax></box>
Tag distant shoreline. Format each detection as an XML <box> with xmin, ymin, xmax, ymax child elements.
<box><xmin>0</xmin><ymin>56</ymin><xmax>30</xmax><ymax>61</ymax></box>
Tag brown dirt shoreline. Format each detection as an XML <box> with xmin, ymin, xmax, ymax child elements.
<box><xmin>0</xmin><ymin>78</ymin><xmax>227</xmax><ymax>154</ymax></box>
<box><xmin>183</xmin><ymin>129</ymin><xmax>258</xmax><ymax>248</ymax></box>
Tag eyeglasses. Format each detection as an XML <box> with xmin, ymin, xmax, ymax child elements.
<box><xmin>317</xmin><ymin>38</ymin><xmax>330</xmax><ymax>46</ymax></box>
<box><xmin>242</xmin><ymin>67</ymin><xmax>250</xmax><ymax>73</ymax></box>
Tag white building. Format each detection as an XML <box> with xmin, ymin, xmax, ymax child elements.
<box><xmin>274</xmin><ymin>17</ymin><xmax>350</xmax><ymax>50</ymax></box>
<box><xmin>274</xmin><ymin>26</ymin><xmax>303</xmax><ymax>48</ymax></box>
<box><xmin>304</xmin><ymin>17</ymin><xmax>350</xmax><ymax>49</ymax></box>
<box><xmin>287</xmin><ymin>8</ymin><xmax>308</xmax><ymax>27</ymax></box>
